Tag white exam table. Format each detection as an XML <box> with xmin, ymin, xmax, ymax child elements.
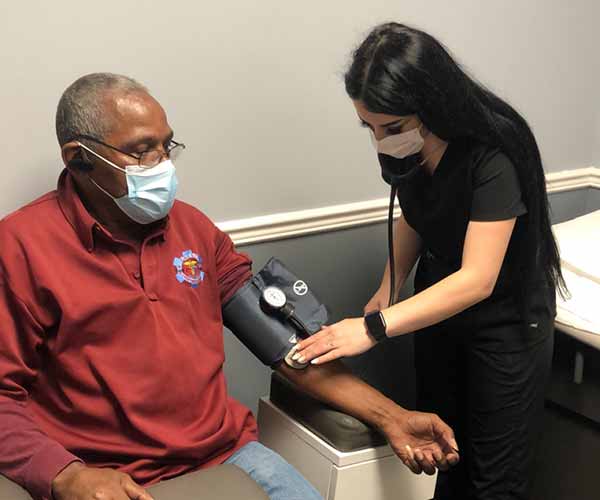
<box><xmin>553</xmin><ymin>210</ymin><xmax>600</xmax><ymax>383</ymax></box>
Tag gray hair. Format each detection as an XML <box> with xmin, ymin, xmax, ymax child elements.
<box><xmin>55</xmin><ymin>73</ymin><xmax>148</xmax><ymax>146</ymax></box>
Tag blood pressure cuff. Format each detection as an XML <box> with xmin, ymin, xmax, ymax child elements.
<box><xmin>222</xmin><ymin>257</ymin><xmax>329</xmax><ymax>367</ymax></box>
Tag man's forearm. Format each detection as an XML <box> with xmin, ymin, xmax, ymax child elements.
<box><xmin>277</xmin><ymin>359</ymin><xmax>460</xmax><ymax>476</ymax></box>
<box><xmin>276</xmin><ymin>360</ymin><xmax>407</xmax><ymax>432</ymax></box>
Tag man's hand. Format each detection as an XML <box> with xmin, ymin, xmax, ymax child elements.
<box><xmin>382</xmin><ymin>409</ymin><xmax>460</xmax><ymax>475</ymax></box>
<box><xmin>52</xmin><ymin>462</ymin><xmax>154</xmax><ymax>500</ymax></box>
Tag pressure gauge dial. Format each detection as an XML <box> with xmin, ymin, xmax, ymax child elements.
<box><xmin>262</xmin><ymin>286</ymin><xmax>287</xmax><ymax>310</ymax></box>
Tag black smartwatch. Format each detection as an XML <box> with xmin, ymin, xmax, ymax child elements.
<box><xmin>364</xmin><ymin>310</ymin><xmax>388</xmax><ymax>343</ymax></box>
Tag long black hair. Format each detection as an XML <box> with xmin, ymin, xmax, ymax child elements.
<box><xmin>345</xmin><ymin>22</ymin><xmax>566</xmax><ymax>301</ymax></box>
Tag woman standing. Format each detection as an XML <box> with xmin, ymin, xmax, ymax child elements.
<box><xmin>295</xmin><ymin>23</ymin><xmax>565</xmax><ymax>499</ymax></box>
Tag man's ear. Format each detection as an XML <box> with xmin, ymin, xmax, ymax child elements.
<box><xmin>62</xmin><ymin>141</ymin><xmax>93</xmax><ymax>172</ymax></box>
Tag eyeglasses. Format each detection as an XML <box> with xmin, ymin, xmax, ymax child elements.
<box><xmin>75</xmin><ymin>134</ymin><xmax>186</xmax><ymax>169</ymax></box>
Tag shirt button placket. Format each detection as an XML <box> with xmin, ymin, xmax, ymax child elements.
<box><xmin>141</xmin><ymin>242</ymin><xmax>159</xmax><ymax>302</ymax></box>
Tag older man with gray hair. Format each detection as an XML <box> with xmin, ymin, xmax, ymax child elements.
<box><xmin>0</xmin><ymin>73</ymin><xmax>458</xmax><ymax>500</ymax></box>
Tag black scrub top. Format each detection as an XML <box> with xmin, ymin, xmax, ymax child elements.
<box><xmin>397</xmin><ymin>137</ymin><xmax>555</xmax><ymax>350</ymax></box>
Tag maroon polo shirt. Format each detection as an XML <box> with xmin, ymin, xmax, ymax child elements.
<box><xmin>0</xmin><ymin>170</ymin><xmax>257</xmax><ymax>500</ymax></box>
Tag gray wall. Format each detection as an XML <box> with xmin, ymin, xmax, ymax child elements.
<box><xmin>1</xmin><ymin>0</ymin><xmax>598</xmax><ymax>222</ymax></box>
<box><xmin>587</xmin><ymin>189</ymin><xmax>600</xmax><ymax>213</ymax></box>
<box><xmin>225</xmin><ymin>187</ymin><xmax>600</xmax><ymax>414</ymax></box>
<box><xmin>550</xmin><ymin>188</ymin><xmax>600</xmax><ymax>225</ymax></box>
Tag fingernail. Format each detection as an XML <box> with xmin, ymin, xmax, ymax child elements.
<box><xmin>296</xmin><ymin>356</ymin><xmax>305</xmax><ymax>363</ymax></box>
<box><xmin>451</xmin><ymin>439</ymin><xmax>459</xmax><ymax>451</ymax></box>
<box><xmin>310</xmin><ymin>358</ymin><xmax>319</xmax><ymax>364</ymax></box>
<box><xmin>291</xmin><ymin>352</ymin><xmax>300</xmax><ymax>361</ymax></box>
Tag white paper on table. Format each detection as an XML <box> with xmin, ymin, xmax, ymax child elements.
<box><xmin>557</xmin><ymin>269</ymin><xmax>600</xmax><ymax>330</ymax></box>
<box><xmin>553</xmin><ymin>210</ymin><xmax>600</xmax><ymax>335</ymax></box>
<box><xmin>556</xmin><ymin>307</ymin><xmax>599</xmax><ymax>337</ymax></box>
<box><xmin>553</xmin><ymin>209</ymin><xmax>600</xmax><ymax>281</ymax></box>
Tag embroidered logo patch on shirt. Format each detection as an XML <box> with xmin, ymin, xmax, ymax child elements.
<box><xmin>173</xmin><ymin>250</ymin><xmax>205</xmax><ymax>288</ymax></box>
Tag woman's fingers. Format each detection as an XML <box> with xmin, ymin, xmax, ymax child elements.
<box><xmin>308</xmin><ymin>349</ymin><xmax>345</xmax><ymax>365</ymax></box>
<box><xmin>294</xmin><ymin>317</ymin><xmax>375</xmax><ymax>363</ymax></box>
<box><xmin>294</xmin><ymin>326</ymin><xmax>340</xmax><ymax>363</ymax></box>
<box><xmin>292</xmin><ymin>335</ymin><xmax>338</xmax><ymax>363</ymax></box>
<box><xmin>296</xmin><ymin>326</ymin><xmax>329</xmax><ymax>351</ymax></box>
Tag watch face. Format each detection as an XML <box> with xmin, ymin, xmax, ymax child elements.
<box><xmin>262</xmin><ymin>286</ymin><xmax>287</xmax><ymax>309</ymax></box>
<box><xmin>365</xmin><ymin>310</ymin><xmax>387</xmax><ymax>342</ymax></box>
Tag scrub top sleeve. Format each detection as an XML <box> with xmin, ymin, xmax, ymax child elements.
<box><xmin>470</xmin><ymin>152</ymin><xmax>528</xmax><ymax>221</ymax></box>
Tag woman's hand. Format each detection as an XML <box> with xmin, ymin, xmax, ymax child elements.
<box><xmin>293</xmin><ymin>318</ymin><xmax>377</xmax><ymax>365</ymax></box>
<box><xmin>364</xmin><ymin>283</ymin><xmax>390</xmax><ymax>314</ymax></box>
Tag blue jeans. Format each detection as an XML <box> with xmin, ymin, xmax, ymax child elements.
<box><xmin>224</xmin><ymin>441</ymin><xmax>323</xmax><ymax>500</ymax></box>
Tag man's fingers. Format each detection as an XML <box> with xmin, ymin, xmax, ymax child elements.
<box><xmin>447</xmin><ymin>452</ymin><xmax>460</xmax><ymax>466</ymax></box>
<box><xmin>403</xmin><ymin>458</ymin><xmax>420</xmax><ymax>474</ymax></box>
<box><xmin>414</xmin><ymin>448</ymin><xmax>436</xmax><ymax>476</ymax></box>
<box><xmin>442</xmin><ymin>432</ymin><xmax>459</xmax><ymax>454</ymax></box>
<box><xmin>431</xmin><ymin>414</ymin><xmax>460</xmax><ymax>458</ymax></box>
<box><xmin>450</xmin><ymin>437</ymin><xmax>459</xmax><ymax>452</ymax></box>
<box><xmin>123</xmin><ymin>478</ymin><xmax>154</xmax><ymax>500</ymax></box>
<box><xmin>433</xmin><ymin>415</ymin><xmax>458</xmax><ymax>449</ymax></box>
<box><xmin>432</xmin><ymin>415</ymin><xmax>460</xmax><ymax>466</ymax></box>
<box><xmin>394</xmin><ymin>445</ymin><xmax>417</xmax><ymax>473</ymax></box>
<box><xmin>404</xmin><ymin>445</ymin><xmax>422</xmax><ymax>474</ymax></box>
<box><xmin>432</xmin><ymin>448</ymin><xmax>449</xmax><ymax>472</ymax></box>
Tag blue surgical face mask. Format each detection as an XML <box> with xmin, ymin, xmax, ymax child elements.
<box><xmin>77</xmin><ymin>142</ymin><xmax>178</xmax><ymax>225</ymax></box>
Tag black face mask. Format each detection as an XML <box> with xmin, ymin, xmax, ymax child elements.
<box><xmin>378</xmin><ymin>153</ymin><xmax>422</xmax><ymax>186</ymax></box>
<box><xmin>378</xmin><ymin>152</ymin><xmax>423</xmax><ymax>308</ymax></box>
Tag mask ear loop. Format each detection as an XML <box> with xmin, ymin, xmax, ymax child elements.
<box><xmin>387</xmin><ymin>185</ymin><xmax>398</xmax><ymax>307</ymax></box>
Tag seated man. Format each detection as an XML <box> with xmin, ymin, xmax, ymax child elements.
<box><xmin>0</xmin><ymin>73</ymin><xmax>459</xmax><ymax>500</ymax></box>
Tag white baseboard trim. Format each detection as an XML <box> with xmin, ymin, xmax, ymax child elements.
<box><xmin>217</xmin><ymin>198</ymin><xmax>397</xmax><ymax>246</ymax></box>
<box><xmin>545</xmin><ymin>166</ymin><xmax>600</xmax><ymax>193</ymax></box>
<box><xmin>218</xmin><ymin>166</ymin><xmax>599</xmax><ymax>246</ymax></box>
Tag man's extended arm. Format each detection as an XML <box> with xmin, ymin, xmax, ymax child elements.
<box><xmin>277</xmin><ymin>361</ymin><xmax>459</xmax><ymax>474</ymax></box>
